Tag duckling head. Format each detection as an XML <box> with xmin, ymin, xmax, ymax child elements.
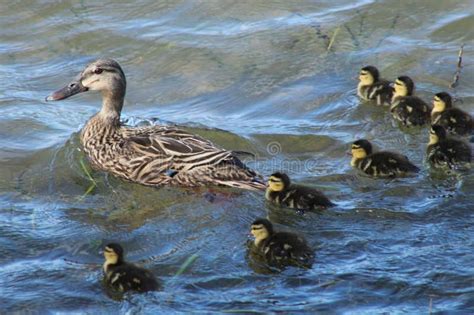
<box><xmin>359</xmin><ymin>66</ymin><xmax>380</xmax><ymax>85</ymax></box>
<box><xmin>429</xmin><ymin>125</ymin><xmax>447</xmax><ymax>145</ymax></box>
<box><xmin>46</xmin><ymin>59</ymin><xmax>127</xmax><ymax>111</ymax></box>
<box><xmin>267</xmin><ymin>172</ymin><xmax>291</xmax><ymax>192</ymax></box>
<box><xmin>104</xmin><ymin>243</ymin><xmax>124</xmax><ymax>266</ymax></box>
<box><xmin>250</xmin><ymin>218</ymin><xmax>274</xmax><ymax>246</ymax></box>
<box><xmin>394</xmin><ymin>76</ymin><xmax>414</xmax><ymax>97</ymax></box>
<box><xmin>432</xmin><ymin>92</ymin><xmax>452</xmax><ymax>114</ymax></box>
<box><xmin>350</xmin><ymin>139</ymin><xmax>372</xmax><ymax>166</ymax></box>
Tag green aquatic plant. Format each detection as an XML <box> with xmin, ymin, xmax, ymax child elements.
<box><xmin>174</xmin><ymin>253</ymin><xmax>200</xmax><ymax>276</ymax></box>
<box><xmin>79</xmin><ymin>158</ymin><xmax>97</xmax><ymax>198</ymax></box>
<box><xmin>327</xmin><ymin>27</ymin><xmax>341</xmax><ymax>52</ymax></box>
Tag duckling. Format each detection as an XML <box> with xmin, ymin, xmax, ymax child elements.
<box><xmin>427</xmin><ymin>125</ymin><xmax>471</xmax><ymax>169</ymax></box>
<box><xmin>357</xmin><ymin>65</ymin><xmax>394</xmax><ymax>106</ymax></box>
<box><xmin>265</xmin><ymin>172</ymin><xmax>334</xmax><ymax>210</ymax></box>
<box><xmin>431</xmin><ymin>92</ymin><xmax>473</xmax><ymax>136</ymax></box>
<box><xmin>250</xmin><ymin>218</ymin><xmax>314</xmax><ymax>268</ymax></box>
<box><xmin>350</xmin><ymin>139</ymin><xmax>420</xmax><ymax>177</ymax></box>
<box><xmin>103</xmin><ymin>243</ymin><xmax>160</xmax><ymax>293</ymax></box>
<box><xmin>390</xmin><ymin>76</ymin><xmax>431</xmax><ymax>126</ymax></box>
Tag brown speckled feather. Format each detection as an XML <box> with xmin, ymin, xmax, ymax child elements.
<box><xmin>48</xmin><ymin>58</ymin><xmax>265</xmax><ymax>191</ymax></box>
<box><xmin>81</xmin><ymin>114</ymin><xmax>264</xmax><ymax>190</ymax></box>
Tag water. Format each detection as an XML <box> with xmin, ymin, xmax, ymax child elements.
<box><xmin>1</xmin><ymin>0</ymin><xmax>473</xmax><ymax>313</ymax></box>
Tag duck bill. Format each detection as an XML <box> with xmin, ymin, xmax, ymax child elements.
<box><xmin>45</xmin><ymin>79</ymin><xmax>88</xmax><ymax>101</ymax></box>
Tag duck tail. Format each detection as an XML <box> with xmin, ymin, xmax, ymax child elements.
<box><xmin>232</xmin><ymin>150</ymin><xmax>256</xmax><ymax>158</ymax></box>
<box><xmin>410</xmin><ymin>163</ymin><xmax>421</xmax><ymax>173</ymax></box>
<box><xmin>216</xmin><ymin>178</ymin><xmax>267</xmax><ymax>191</ymax></box>
<box><xmin>327</xmin><ymin>200</ymin><xmax>337</xmax><ymax>208</ymax></box>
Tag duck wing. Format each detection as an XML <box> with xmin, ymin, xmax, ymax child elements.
<box><xmin>439</xmin><ymin>109</ymin><xmax>474</xmax><ymax>136</ymax></box>
<box><xmin>121</xmin><ymin>126</ymin><xmax>264</xmax><ymax>190</ymax></box>
<box><xmin>290</xmin><ymin>185</ymin><xmax>334</xmax><ymax>209</ymax></box>
<box><xmin>390</xmin><ymin>96</ymin><xmax>431</xmax><ymax>126</ymax></box>
<box><xmin>369</xmin><ymin>79</ymin><xmax>394</xmax><ymax>106</ymax></box>
<box><xmin>124</xmin><ymin>125</ymin><xmax>216</xmax><ymax>151</ymax></box>
<box><xmin>427</xmin><ymin>144</ymin><xmax>450</xmax><ymax>168</ymax></box>
<box><xmin>441</xmin><ymin>140</ymin><xmax>472</xmax><ymax>168</ymax></box>
<box><xmin>106</xmin><ymin>264</ymin><xmax>160</xmax><ymax>292</ymax></box>
<box><xmin>362</xmin><ymin>152</ymin><xmax>419</xmax><ymax>177</ymax></box>
<box><xmin>265</xmin><ymin>232</ymin><xmax>314</xmax><ymax>268</ymax></box>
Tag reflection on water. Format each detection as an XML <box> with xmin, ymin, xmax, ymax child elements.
<box><xmin>1</xmin><ymin>0</ymin><xmax>473</xmax><ymax>313</ymax></box>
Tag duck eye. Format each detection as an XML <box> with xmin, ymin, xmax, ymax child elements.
<box><xmin>94</xmin><ymin>68</ymin><xmax>103</xmax><ymax>74</ymax></box>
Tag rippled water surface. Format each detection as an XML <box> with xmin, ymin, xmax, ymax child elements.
<box><xmin>1</xmin><ymin>0</ymin><xmax>473</xmax><ymax>313</ymax></box>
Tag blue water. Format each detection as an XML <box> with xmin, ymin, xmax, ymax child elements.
<box><xmin>0</xmin><ymin>0</ymin><xmax>473</xmax><ymax>313</ymax></box>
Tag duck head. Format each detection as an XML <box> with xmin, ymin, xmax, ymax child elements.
<box><xmin>393</xmin><ymin>76</ymin><xmax>414</xmax><ymax>97</ymax></box>
<box><xmin>250</xmin><ymin>218</ymin><xmax>274</xmax><ymax>246</ymax></box>
<box><xmin>432</xmin><ymin>92</ymin><xmax>452</xmax><ymax>114</ymax></box>
<box><xmin>359</xmin><ymin>65</ymin><xmax>380</xmax><ymax>85</ymax></box>
<box><xmin>267</xmin><ymin>172</ymin><xmax>291</xmax><ymax>192</ymax></box>
<box><xmin>429</xmin><ymin>125</ymin><xmax>447</xmax><ymax>145</ymax></box>
<box><xmin>46</xmin><ymin>58</ymin><xmax>126</xmax><ymax>102</ymax></box>
<box><xmin>350</xmin><ymin>139</ymin><xmax>372</xmax><ymax>166</ymax></box>
<box><xmin>104</xmin><ymin>243</ymin><xmax>124</xmax><ymax>266</ymax></box>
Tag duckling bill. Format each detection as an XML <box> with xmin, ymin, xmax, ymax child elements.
<box><xmin>427</xmin><ymin>125</ymin><xmax>471</xmax><ymax>169</ymax></box>
<box><xmin>350</xmin><ymin>139</ymin><xmax>419</xmax><ymax>177</ymax></box>
<box><xmin>250</xmin><ymin>218</ymin><xmax>314</xmax><ymax>268</ymax></box>
<box><xmin>390</xmin><ymin>76</ymin><xmax>431</xmax><ymax>126</ymax></box>
<box><xmin>431</xmin><ymin>92</ymin><xmax>473</xmax><ymax>136</ymax></box>
<box><xmin>357</xmin><ymin>66</ymin><xmax>394</xmax><ymax>106</ymax></box>
<box><xmin>265</xmin><ymin>172</ymin><xmax>334</xmax><ymax>210</ymax></box>
<box><xmin>103</xmin><ymin>243</ymin><xmax>160</xmax><ymax>293</ymax></box>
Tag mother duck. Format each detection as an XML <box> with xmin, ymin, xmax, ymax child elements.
<box><xmin>46</xmin><ymin>58</ymin><xmax>264</xmax><ymax>190</ymax></box>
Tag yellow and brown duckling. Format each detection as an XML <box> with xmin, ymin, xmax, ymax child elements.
<box><xmin>357</xmin><ymin>66</ymin><xmax>394</xmax><ymax>106</ymax></box>
<box><xmin>427</xmin><ymin>125</ymin><xmax>472</xmax><ymax>169</ymax></box>
<box><xmin>431</xmin><ymin>92</ymin><xmax>473</xmax><ymax>136</ymax></box>
<box><xmin>103</xmin><ymin>243</ymin><xmax>160</xmax><ymax>293</ymax></box>
<box><xmin>390</xmin><ymin>76</ymin><xmax>431</xmax><ymax>126</ymax></box>
<box><xmin>350</xmin><ymin>139</ymin><xmax>420</xmax><ymax>177</ymax></box>
<box><xmin>250</xmin><ymin>218</ymin><xmax>314</xmax><ymax>268</ymax></box>
<box><xmin>265</xmin><ymin>172</ymin><xmax>334</xmax><ymax>210</ymax></box>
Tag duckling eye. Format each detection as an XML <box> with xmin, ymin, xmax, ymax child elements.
<box><xmin>94</xmin><ymin>68</ymin><xmax>103</xmax><ymax>74</ymax></box>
